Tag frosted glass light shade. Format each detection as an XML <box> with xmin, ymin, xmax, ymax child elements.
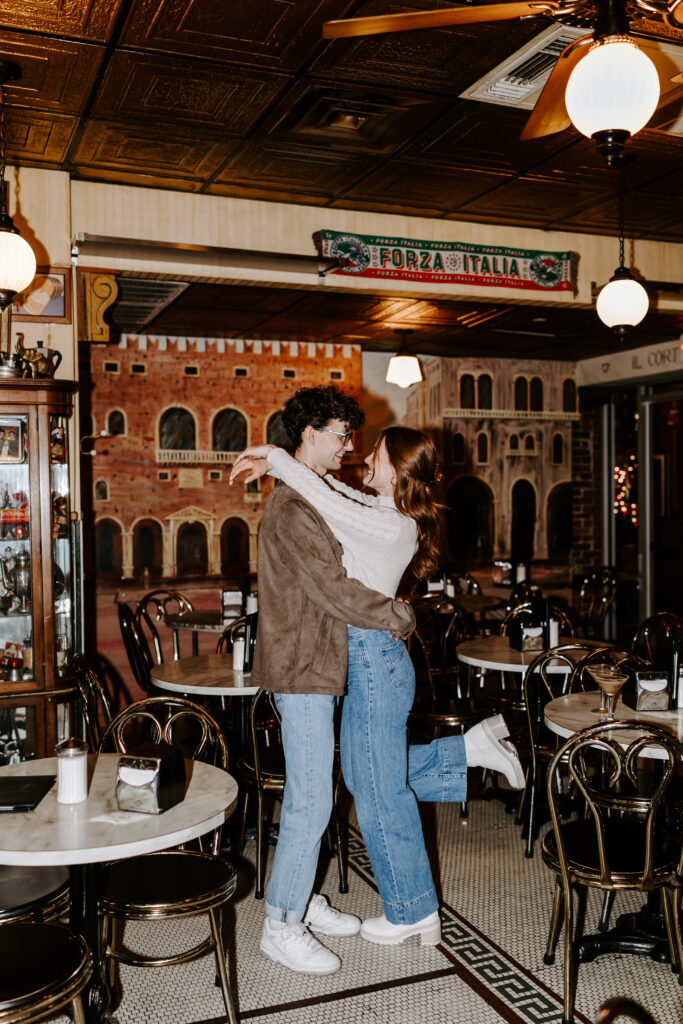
<box><xmin>386</xmin><ymin>354</ymin><xmax>422</xmax><ymax>388</ymax></box>
<box><xmin>0</xmin><ymin>229</ymin><xmax>36</xmax><ymax>301</ymax></box>
<box><xmin>596</xmin><ymin>272</ymin><xmax>649</xmax><ymax>330</ymax></box>
<box><xmin>565</xmin><ymin>38</ymin><xmax>660</xmax><ymax>139</ymax></box>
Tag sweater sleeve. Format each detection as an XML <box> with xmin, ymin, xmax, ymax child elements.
<box><xmin>267</xmin><ymin>448</ymin><xmax>403</xmax><ymax>547</ymax></box>
<box><xmin>323</xmin><ymin>473</ymin><xmax>378</xmax><ymax>506</ymax></box>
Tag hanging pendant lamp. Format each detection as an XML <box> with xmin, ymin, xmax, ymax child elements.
<box><xmin>0</xmin><ymin>61</ymin><xmax>36</xmax><ymax>312</ymax></box>
<box><xmin>596</xmin><ymin>164</ymin><xmax>648</xmax><ymax>334</ymax></box>
<box><xmin>386</xmin><ymin>329</ymin><xmax>422</xmax><ymax>388</ymax></box>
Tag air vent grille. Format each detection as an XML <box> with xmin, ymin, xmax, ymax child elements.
<box><xmin>108</xmin><ymin>278</ymin><xmax>189</xmax><ymax>332</ymax></box>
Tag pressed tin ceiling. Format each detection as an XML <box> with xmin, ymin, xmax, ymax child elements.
<box><xmin>3</xmin><ymin>0</ymin><xmax>683</xmax><ymax>357</ymax></box>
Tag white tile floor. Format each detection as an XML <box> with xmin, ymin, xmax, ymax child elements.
<box><xmin>57</xmin><ymin>792</ymin><xmax>682</xmax><ymax>1024</ymax></box>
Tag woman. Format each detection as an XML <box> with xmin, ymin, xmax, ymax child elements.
<box><xmin>231</xmin><ymin>427</ymin><xmax>523</xmax><ymax>945</ymax></box>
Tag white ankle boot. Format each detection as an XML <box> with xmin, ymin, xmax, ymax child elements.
<box><xmin>360</xmin><ymin>911</ymin><xmax>441</xmax><ymax>946</ymax></box>
<box><xmin>464</xmin><ymin>714</ymin><xmax>525</xmax><ymax>789</ymax></box>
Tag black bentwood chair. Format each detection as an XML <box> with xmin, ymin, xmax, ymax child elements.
<box><xmin>541</xmin><ymin>721</ymin><xmax>683</xmax><ymax>1024</ymax></box>
<box><xmin>135</xmin><ymin>588</ymin><xmax>196</xmax><ymax>661</ymax></box>
<box><xmin>0</xmin><ymin>921</ymin><xmax>92</xmax><ymax>1024</ymax></box>
<box><xmin>73</xmin><ymin>655</ymin><xmax>114</xmax><ymax>752</ymax></box>
<box><xmin>98</xmin><ymin>697</ymin><xmax>238</xmax><ymax>1024</ymax></box>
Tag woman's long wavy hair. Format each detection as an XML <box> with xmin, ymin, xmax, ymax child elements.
<box><xmin>378</xmin><ymin>426</ymin><xmax>443</xmax><ymax>580</ymax></box>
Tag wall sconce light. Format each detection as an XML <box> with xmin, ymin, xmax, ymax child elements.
<box><xmin>386</xmin><ymin>328</ymin><xmax>423</xmax><ymax>389</ymax></box>
<box><xmin>596</xmin><ymin>165</ymin><xmax>648</xmax><ymax>334</ymax></box>
<box><xmin>564</xmin><ymin>0</ymin><xmax>660</xmax><ymax>165</ymax></box>
<box><xmin>0</xmin><ymin>61</ymin><xmax>36</xmax><ymax>312</ymax></box>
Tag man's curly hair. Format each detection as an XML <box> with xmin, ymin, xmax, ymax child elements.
<box><xmin>282</xmin><ymin>385</ymin><xmax>365</xmax><ymax>449</ymax></box>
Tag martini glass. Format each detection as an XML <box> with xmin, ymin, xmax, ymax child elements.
<box><xmin>600</xmin><ymin>670</ymin><xmax>629</xmax><ymax>719</ymax></box>
<box><xmin>587</xmin><ymin>663</ymin><xmax>619</xmax><ymax>715</ymax></box>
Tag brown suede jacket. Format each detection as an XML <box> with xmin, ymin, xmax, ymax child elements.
<box><xmin>252</xmin><ymin>482</ymin><xmax>416</xmax><ymax>696</ymax></box>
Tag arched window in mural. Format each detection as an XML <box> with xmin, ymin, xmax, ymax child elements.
<box><xmin>524</xmin><ymin>433</ymin><xmax>536</xmax><ymax>452</ymax></box>
<box><xmin>95</xmin><ymin>519</ymin><xmax>122</xmax><ymax>578</ymax></box>
<box><xmin>529</xmin><ymin>376</ymin><xmax>543</xmax><ymax>412</ymax></box>
<box><xmin>563</xmin><ymin>378</ymin><xmax>577</xmax><ymax>413</ymax></box>
<box><xmin>133</xmin><ymin>519</ymin><xmax>163</xmax><ymax>576</ymax></box>
<box><xmin>221</xmin><ymin>518</ymin><xmax>249</xmax><ymax>576</ymax></box>
<box><xmin>476</xmin><ymin>433</ymin><xmax>489</xmax><ymax>464</ymax></box>
<box><xmin>547</xmin><ymin>482</ymin><xmax>573</xmax><ymax>558</ymax></box>
<box><xmin>160</xmin><ymin>407</ymin><xmax>195</xmax><ymax>450</ymax></box>
<box><xmin>446</xmin><ymin>477</ymin><xmax>494</xmax><ymax>559</ymax></box>
<box><xmin>452</xmin><ymin>431</ymin><xmax>465</xmax><ymax>463</ymax></box>
<box><xmin>460</xmin><ymin>374</ymin><xmax>475</xmax><ymax>410</ymax></box>
<box><xmin>107</xmin><ymin>409</ymin><xmax>125</xmax><ymax>436</ymax></box>
<box><xmin>477</xmin><ymin>374</ymin><xmax>492</xmax><ymax>410</ymax></box>
<box><xmin>514</xmin><ymin>377</ymin><xmax>528</xmax><ymax>411</ymax></box>
<box><xmin>94</xmin><ymin>479</ymin><xmax>108</xmax><ymax>501</ymax></box>
<box><xmin>511</xmin><ymin>480</ymin><xmax>536</xmax><ymax>564</ymax></box>
<box><xmin>266</xmin><ymin>411</ymin><xmax>291</xmax><ymax>450</ymax></box>
<box><xmin>509</xmin><ymin>433</ymin><xmax>519</xmax><ymax>451</ymax></box>
<box><xmin>177</xmin><ymin>521</ymin><xmax>208</xmax><ymax>575</ymax></box>
<box><xmin>552</xmin><ymin>433</ymin><xmax>564</xmax><ymax>464</ymax></box>
<box><xmin>213</xmin><ymin>408</ymin><xmax>247</xmax><ymax>452</ymax></box>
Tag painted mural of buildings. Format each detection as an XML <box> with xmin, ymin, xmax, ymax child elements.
<box><xmin>405</xmin><ymin>356</ymin><xmax>579</xmax><ymax>566</ymax></box>
<box><xmin>82</xmin><ymin>334</ymin><xmax>363</xmax><ymax>581</ymax></box>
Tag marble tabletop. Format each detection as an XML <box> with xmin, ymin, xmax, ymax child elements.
<box><xmin>447</xmin><ymin>593</ymin><xmax>505</xmax><ymax>615</ymax></box>
<box><xmin>0</xmin><ymin>754</ymin><xmax>238</xmax><ymax>866</ymax></box>
<box><xmin>544</xmin><ymin>691</ymin><xmax>683</xmax><ymax>758</ymax></box>
<box><xmin>151</xmin><ymin>653</ymin><xmax>260</xmax><ymax>697</ymax></box>
<box><xmin>165</xmin><ymin>610</ymin><xmax>225</xmax><ymax>633</ymax></box>
<box><xmin>456</xmin><ymin>635</ymin><xmax>589</xmax><ymax>673</ymax></box>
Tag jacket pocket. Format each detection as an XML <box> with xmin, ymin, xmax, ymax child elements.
<box><xmin>310</xmin><ymin>613</ymin><xmax>333</xmax><ymax>675</ymax></box>
<box><xmin>379</xmin><ymin>638</ymin><xmax>413</xmax><ymax>688</ymax></box>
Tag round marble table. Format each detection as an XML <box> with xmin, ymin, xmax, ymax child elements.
<box><xmin>544</xmin><ymin>691</ymin><xmax>683</xmax><ymax>756</ymax></box>
<box><xmin>447</xmin><ymin>593</ymin><xmax>505</xmax><ymax>616</ymax></box>
<box><xmin>456</xmin><ymin>635</ymin><xmax>584</xmax><ymax>673</ymax></box>
<box><xmin>165</xmin><ymin>609</ymin><xmax>225</xmax><ymax>634</ymax></box>
<box><xmin>150</xmin><ymin>653</ymin><xmax>260</xmax><ymax>698</ymax></box>
<box><xmin>0</xmin><ymin>754</ymin><xmax>237</xmax><ymax>1023</ymax></box>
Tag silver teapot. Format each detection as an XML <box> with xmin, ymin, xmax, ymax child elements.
<box><xmin>0</xmin><ymin>548</ymin><xmax>31</xmax><ymax>612</ymax></box>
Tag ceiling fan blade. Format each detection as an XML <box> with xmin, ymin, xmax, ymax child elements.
<box><xmin>323</xmin><ymin>3</ymin><xmax>559</xmax><ymax>40</ymax></box>
<box><xmin>521</xmin><ymin>33</ymin><xmax>593</xmax><ymax>140</ymax></box>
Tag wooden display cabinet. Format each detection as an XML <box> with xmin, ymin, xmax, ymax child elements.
<box><xmin>0</xmin><ymin>379</ymin><xmax>79</xmax><ymax>762</ymax></box>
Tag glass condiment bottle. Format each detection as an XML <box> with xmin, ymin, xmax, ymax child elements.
<box><xmin>55</xmin><ymin>738</ymin><xmax>88</xmax><ymax>804</ymax></box>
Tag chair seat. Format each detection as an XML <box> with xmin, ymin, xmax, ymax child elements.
<box><xmin>541</xmin><ymin>819</ymin><xmax>678</xmax><ymax>882</ymax></box>
<box><xmin>0</xmin><ymin>865</ymin><xmax>69</xmax><ymax>921</ymax></box>
<box><xmin>0</xmin><ymin>922</ymin><xmax>91</xmax><ymax>1010</ymax></box>
<box><xmin>100</xmin><ymin>850</ymin><xmax>236</xmax><ymax>915</ymax></box>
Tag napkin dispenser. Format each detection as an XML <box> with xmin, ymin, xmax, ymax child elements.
<box><xmin>634</xmin><ymin>670</ymin><xmax>670</xmax><ymax>712</ymax></box>
<box><xmin>115</xmin><ymin>742</ymin><xmax>186</xmax><ymax>814</ymax></box>
<box><xmin>508</xmin><ymin>622</ymin><xmax>544</xmax><ymax>652</ymax></box>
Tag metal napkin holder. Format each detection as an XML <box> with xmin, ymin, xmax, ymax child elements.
<box><xmin>115</xmin><ymin>742</ymin><xmax>186</xmax><ymax>814</ymax></box>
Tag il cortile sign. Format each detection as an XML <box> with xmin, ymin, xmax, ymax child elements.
<box><xmin>577</xmin><ymin>338</ymin><xmax>683</xmax><ymax>386</ymax></box>
<box><xmin>314</xmin><ymin>230</ymin><xmax>579</xmax><ymax>294</ymax></box>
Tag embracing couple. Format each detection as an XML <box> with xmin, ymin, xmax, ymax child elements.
<box><xmin>229</xmin><ymin>385</ymin><xmax>523</xmax><ymax>976</ymax></box>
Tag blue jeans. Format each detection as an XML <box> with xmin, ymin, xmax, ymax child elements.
<box><xmin>341</xmin><ymin>626</ymin><xmax>468</xmax><ymax>925</ymax></box>
<box><xmin>265</xmin><ymin>692</ymin><xmax>337</xmax><ymax>924</ymax></box>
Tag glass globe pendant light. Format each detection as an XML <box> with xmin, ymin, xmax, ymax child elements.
<box><xmin>0</xmin><ymin>61</ymin><xmax>36</xmax><ymax>312</ymax></box>
<box><xmin>596</xmin><ymin>169</ymin><xmax>648</xmax><ymax>334</ymax></box>
<box><xmin>564</xmin><ymin>0</ymin><xmax>660</xmax><ymax>165</ymax></box>
<box><xmin>386</xmin><ymin>328</ymin><xmax>423</xmax><ymax>388</ymax></box>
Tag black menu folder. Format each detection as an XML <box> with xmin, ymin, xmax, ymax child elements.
<box><xmin>0</xmin><ymin>775</ymin><xmax>55</xmax><ymax>812</ymax></box>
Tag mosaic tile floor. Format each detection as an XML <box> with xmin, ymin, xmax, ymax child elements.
<box><xmin>56</xmin><ymin>790</ymin><xmax>682</xmax><ymax>1024</ymax></box>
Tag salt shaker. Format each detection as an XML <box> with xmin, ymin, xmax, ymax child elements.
<box><xmin>55</xmin><ymin>738</ymin><xmax>88</xmax><ymax>804</ymax></box>
<box><xmin>232</xmin><ymin>637</ymin><xmax>246</xmax><ymax>671</ymax></box>
<box><xmin>548</xmin><ymin>619</ymin><xmax>560</xmax><ymax>648</ymax></box>
<box><xmin>245</xmin><ymin>593</ymin><xmax>258</xmax><ymax>615</ymax></box>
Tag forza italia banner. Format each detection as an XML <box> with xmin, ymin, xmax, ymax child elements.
<box><xmin>314</xmin><ymin>230</ymin><xmax>578</xmax><ymax>294</ymax></box>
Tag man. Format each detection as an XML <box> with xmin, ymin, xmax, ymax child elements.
<box><xmin>241</xmin><ymin>386</ymin><xmax>415</xmax><ymax>976</ymax></box>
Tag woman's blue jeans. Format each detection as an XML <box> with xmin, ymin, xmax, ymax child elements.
<box><xmin>341</xmin><ymin>626</ymin><xmax>468</xmax><ymax>925</ymax></box>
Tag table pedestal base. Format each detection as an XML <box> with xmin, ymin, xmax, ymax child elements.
<box><xmin>576</xmin><ymin>896</ymin><xmax>673</xmax><ymax>967</ymax></box>
<box><xmin>70</xmin><ymin>864</ymin><xmax>112</xmax><ymax>1024</ymax></box>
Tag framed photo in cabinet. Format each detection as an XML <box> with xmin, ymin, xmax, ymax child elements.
<box><xmin>0</xmin><ymin>418</ymin><xmax>25</xmax><ymax>463</ymax></box>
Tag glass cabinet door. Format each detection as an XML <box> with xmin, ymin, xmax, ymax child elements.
<box><xmin>50</xmin><ymin>414</ymin><xmax>73</xmax><ymax>677</ymax></box>
<box><xmin>0</xmin><ymin>413</ymin><xmax>32</xmax><ymax>682</ymax></box>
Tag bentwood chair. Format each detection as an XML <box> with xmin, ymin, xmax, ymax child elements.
<box><xmin>135</xmin><ymin>588</ymin><xmax>196</xmax><ymax>662</ymax></box>
<box><xmin>0</xmin><ymin>921</ymin><xmax>92</xmax><ymax>1023</ymax></box>
<box><xmin>574</xmin><ymin>567</ymin><xmax>618</xmax><ymax>639</ymax></box>
<box><xmin>541</xmin><ymin>721</ymin><xmax>683</xmax><ymax>1024</ymax></box>
<box><xmin>98</xmin><ymin>697</ymin><xmax>238</xmax><ymax>1024</ymax></box>
<box><xmin>632</xmin><ymin>612</ymin><xmax>683</xmax><ymax>667</ymax></box>
<box><xmin>216</xmin><ymin>616</ymin><xmax>247</xmax><ymax>654</ymax></box>
<box><xmin>117</xmin><ymin>601</ymin><xmax>155</xmax><ymax>693</ymax></box>
<box><xmin>73</xmin><ymin>655</ymin><xmax>114</xmax><ymax>751</ymax></box>
<box><xmin>0</xmin><ymin>866</ymin><xmax>69</xmax><ymax>927</ymax></box>
<box><xmin>234</xmin><ymin>688</ymin><xmax>348</xmax><ymax>899</ymax></box>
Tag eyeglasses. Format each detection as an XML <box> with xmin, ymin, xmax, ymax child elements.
<box><xmin>319</xmin><ymin>428</ymin><xmax>354</xmax><ymax>445</ymax></box>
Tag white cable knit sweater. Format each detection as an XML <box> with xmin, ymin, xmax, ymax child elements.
<box><xmin>267</xmin><ymin>447</ymin><xmax>417</xmax><ymax>599</ymax></box>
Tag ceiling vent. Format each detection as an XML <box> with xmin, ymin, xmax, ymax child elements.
<box><xmin>460</xmin><ymin>25</ymin><xmax>587</xmax><ymax>110</ymax></box>
<box><xmin>108</xmin><ymin>278</ymin><xmax>189</xmax><ymax>332</ymax></box>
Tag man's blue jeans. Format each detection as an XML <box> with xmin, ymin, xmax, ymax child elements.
<box><xmin>341</xmin><ymin>627</ymin><xmax>468</xmax><ymax>925</ymax></box>
<box><xmin>265</xmin><ymin>632</ymin><xmax>468</xmax><ymax>925</ymax></box>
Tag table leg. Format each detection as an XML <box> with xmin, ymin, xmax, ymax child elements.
<box><xmin>69</xmin><ymin>864</ymin><xmax>112</xmax><ymax>1024</ymax></box>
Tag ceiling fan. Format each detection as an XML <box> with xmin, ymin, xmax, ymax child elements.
<box><xmin>323</xmin><ymin>0</ymin><xmax>683</xmax><ymax>160</ymax></box>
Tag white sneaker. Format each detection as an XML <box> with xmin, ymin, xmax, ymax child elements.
<box><xmin>260</xmin><ymin>919</ymin><xmax>340</xmax><ymax>975</ymax></box>
<box><xmin>304</xmin><ymin>894</ymin><xmax>360</xmax><ymax>936</ymax></box>
<box><xmin>464</xmin><ymin>714</ymin><xmax>525</xmax><ymax>789</ymax></box>
<box><xmin>360</xmin><ymin>911</ymin><xmax>441</xmax><ymax>946</ymax></box>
